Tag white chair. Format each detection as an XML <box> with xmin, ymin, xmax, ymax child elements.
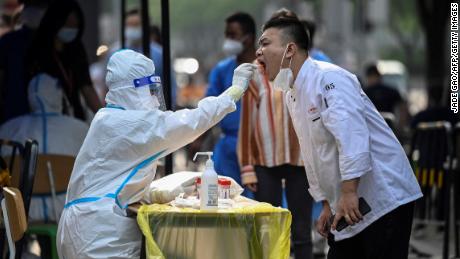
<box><xmin>1</xmin><ymin>187</ymin><xmax>27</xmax><ymax>259</ymax></box>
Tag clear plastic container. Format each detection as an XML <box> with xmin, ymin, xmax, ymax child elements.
<box><xmin>218</xmin><ymin>179</ymin><xmax>231</xmax><ymax>199</ymax></box>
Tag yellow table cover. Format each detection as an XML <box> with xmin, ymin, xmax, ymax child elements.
<box><xmin>137</xmin><ymin>198</ymin><xmax>292</xmax><ymax>259</ymax></box>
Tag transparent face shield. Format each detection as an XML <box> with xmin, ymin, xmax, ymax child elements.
<box><xmin>149</xmin><ymin>77</ymin><xmax>167</xmax><ymax>111</ymax></box>
<box><xmin>133</xmin><ymin>75</ymin><xmax>167</xmax><ymax>111</ymax></box>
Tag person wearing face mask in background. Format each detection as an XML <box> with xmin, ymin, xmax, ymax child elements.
<box><xmin>109</xmin><ymin>9</ymin><xmax>178</xmax><ymax>109</ymax></box>
<box><xmin>0</xmin><ymin>73</ymin><xmax>89</xmax><ymax>259</ymax></box>
<box><xmin>256</xmin><ymin>16</ymin><xmax>422</xmax><ymax>259</ymax></box>
<box><xmin>0</xmin><ymin>73</ymin><xmax>89</xmax><ymax>221</ymax></box>
<box><xmin>27</xmin><ymin>0</ymin><xmax>101</xmax><ymax>123</ymax></box>
<box><xmin>0</xmin><ymin>0</ymin><xmax>23</xmax><ymax>35</ymax></box>
<box><xmin>0</xmin><ymin>0</ymin><xmax>48</xmax><ymax>123</ymax></box>
<box><xmin>204</xmin><ymin>12</ymin><xmax>257</xmax><ymax>197</ymax></box>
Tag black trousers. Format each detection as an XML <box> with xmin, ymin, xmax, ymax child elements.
<box><xmin>254</xmin><ymin>164</ymin><xmax>313</xmax><ymax>259</ymax></box>
<box><xmin>327</xmin><ymin>201</ymin><xmax>415</xmax><ymax>259</ymax></box>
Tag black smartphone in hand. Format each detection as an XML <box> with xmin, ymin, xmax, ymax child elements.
<box><xmin>329</xmin><ymin>197</ymin><xmax>371</xmax><ymax>232</ymax></box>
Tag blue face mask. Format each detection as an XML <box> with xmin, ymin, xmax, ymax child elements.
<box><xmin>58</xmin><ymin>27</ymin><xmax>78</xmax><ymax>43</ymax></box>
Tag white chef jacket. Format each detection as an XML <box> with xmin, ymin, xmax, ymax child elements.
<box><xmin>286</xmin><ymin>57</ymin><xmax>422</xmax><ymax>241</ymax></box>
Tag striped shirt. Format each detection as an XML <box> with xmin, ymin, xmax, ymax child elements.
<box><xmin>237</xmin><ymin>66</ymin><xmax>303</xmax><ymax>184</ymax></box>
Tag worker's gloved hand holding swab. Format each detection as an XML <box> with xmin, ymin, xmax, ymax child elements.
<box><xmin>221</xmin><ymin>63</ymin><xmax>258</xmax><ymax>101</ymax></box>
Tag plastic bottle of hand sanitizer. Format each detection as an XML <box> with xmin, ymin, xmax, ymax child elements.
<box><xmin>193</xmin><ymin>152</ymin><xmax>218</xmax><ymax>211</ymax></box>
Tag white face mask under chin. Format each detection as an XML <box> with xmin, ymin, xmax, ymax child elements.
<box><xmin>273</xmin><ymin>45</ymin><xmax>294</xmax><ymax>92</ymax></box>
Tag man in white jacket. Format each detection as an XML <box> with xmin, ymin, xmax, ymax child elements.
<box><xmin>57</xmin><ymin>49</ymin><xmax>256</xmax><ymax>258</ymax></box>
<box><xmin>255</xmin><ymin>16</ymin><xmax>422</xmax><ymax>258</ymax></box>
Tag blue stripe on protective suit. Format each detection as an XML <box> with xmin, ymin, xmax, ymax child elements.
<box><xmin>33</xmin><ymin>74</ymin><xmax>48</xmax><ymax>153</ymax></box>
<box><xmin>31</xmin><ymin>112</ymin><xmax>58</xmax><ymax>154</ymax></box>
<box><xmin>105</xmin><ymin>104</ymin><xmax>126</xmax><ymax>110</ymax></box>
<box><xmin>114</xmin><ymin>149</ymin><xmax>166</xmax><ymax>209</ymax></box>
<box><xmin>64</xmin><ymin>193</ymin><xmax>116</xmax><ymax>209</ymax></box>
<box><xmin>41</xmin><ymin>196</ymin><xmax>48</xmax><ymax>223</ymax></box>
<box><xmin>32</xmin><ymin>74</ymin><xmax>59</xmax><ymax>154</ymax></box>
<box><xmin>64</xmin><ymin>150</ymin><xmax>166</xmax><ymax>209</ymax></box>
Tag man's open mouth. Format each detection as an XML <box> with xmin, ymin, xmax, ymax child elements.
<box><xmin>256</xmin><ymin>60</ymin><xmax>267</xmax><ymax>73</ymax></box>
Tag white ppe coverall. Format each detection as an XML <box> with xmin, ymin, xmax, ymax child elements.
<box><xmin>57</xmin><ymin>49</ymin><xmax>254</xmax><ymax>258</ymax></box>
<box><xmin>0</xmin><ymin>73</ymin><xmax>88</xmax><ymax>222</ymax></box>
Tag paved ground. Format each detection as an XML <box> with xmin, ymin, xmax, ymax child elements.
<box><xmin>309</xmin><ymin>224</ymin><xmax>459</xmax><ymax>259</ymax></box>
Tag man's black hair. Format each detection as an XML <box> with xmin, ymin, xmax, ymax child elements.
<box><xmin>262</xmin><ymin>17</ymin><xmax>310</xmax><ymax>51</ymax></box>
<box><xmin>270</xmin><ymin>8</ymin><xmax>298</xmax><ymax>20</ymax></box>
<box><xmin>365</xmin><ymin>64</ymin><xmax>381</xmax><ymax>77</ymax></box>
<box><xmin>225</xmin><ymin>12</ymin><xmax>256</xmax><ymax>36</ymax></box>
<box><xmin>300</xmin><ymin>20</ymin><xmax>315</xmax><ymax>49</ymax></box>
<box><xmin>150</xmin><ymin>25</ymin><xmax>161</xmax><ymax>44</ymax></box>
<box><xmin>126</xmin><ymin>8</ymin><xmax>140</xmax><ymax>17</ymax></box>
<box><xmin>428</xmin><ymin>84</ymin><xmax>444</xmax><ymax>106</ymax></box>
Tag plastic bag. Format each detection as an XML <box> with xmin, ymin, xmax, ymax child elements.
<box><xmin>137</xmin><ymin>198</ymin><xmax>292</xmax><ymax>259</ymax></box>
<box><xmin>145</xmin><ymin>172</ymin><xmax>198</xmax><ymax>204</ymax></box>
<box><xmin>145</xmin><ymin>171</ymin><xmax>244</xmax><ymax>204</ymax></box>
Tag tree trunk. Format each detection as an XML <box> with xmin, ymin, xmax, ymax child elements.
<box><xmin>425</xmin><ymin>24</ymin><xmax>447</xmax><ymax>88</ymax></box>
<box><xmin>416</xmin><ymin>0</ymin><xmax>449</xmax><ymax>105</ymax></box>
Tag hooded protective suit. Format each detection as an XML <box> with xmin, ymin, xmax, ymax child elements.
<box><xmin>57</xmin><ymin>49</ymin><xmax>255</xmax><ymax>258</ymax></box>
<box><xmin>0</xmin><ymin>73</ymin><xmax>89</xmax><ymax>222</ymax></box>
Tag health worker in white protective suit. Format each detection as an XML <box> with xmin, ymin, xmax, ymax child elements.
<box><xmin>0</xmin><ymin>73</ymin><xmax>89</xmax><ymax>222</ymax></box>
<box><xmin>57</xmin><ymin>49</ymin><xmax>257</xmax><ymax>258</ymax></box>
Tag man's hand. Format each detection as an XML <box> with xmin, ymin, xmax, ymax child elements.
<box><xmin>316</xmin><ymin>201</ymin><xmax>332</xmax><ymax>237</ymax></box>
<box><xmin>242</xmin><ymin>165</ymin><xmax>258</xmax><ymax>192</ymax></box>
<box><xmin>331</xmin><ymin>178</ymin><xmax>362</xmax><ymax>230</ymax></box>
<box><xmin>245</xmin><ymin>183</ymin><xmax>258</xmax><ymax>192</ymax></box>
